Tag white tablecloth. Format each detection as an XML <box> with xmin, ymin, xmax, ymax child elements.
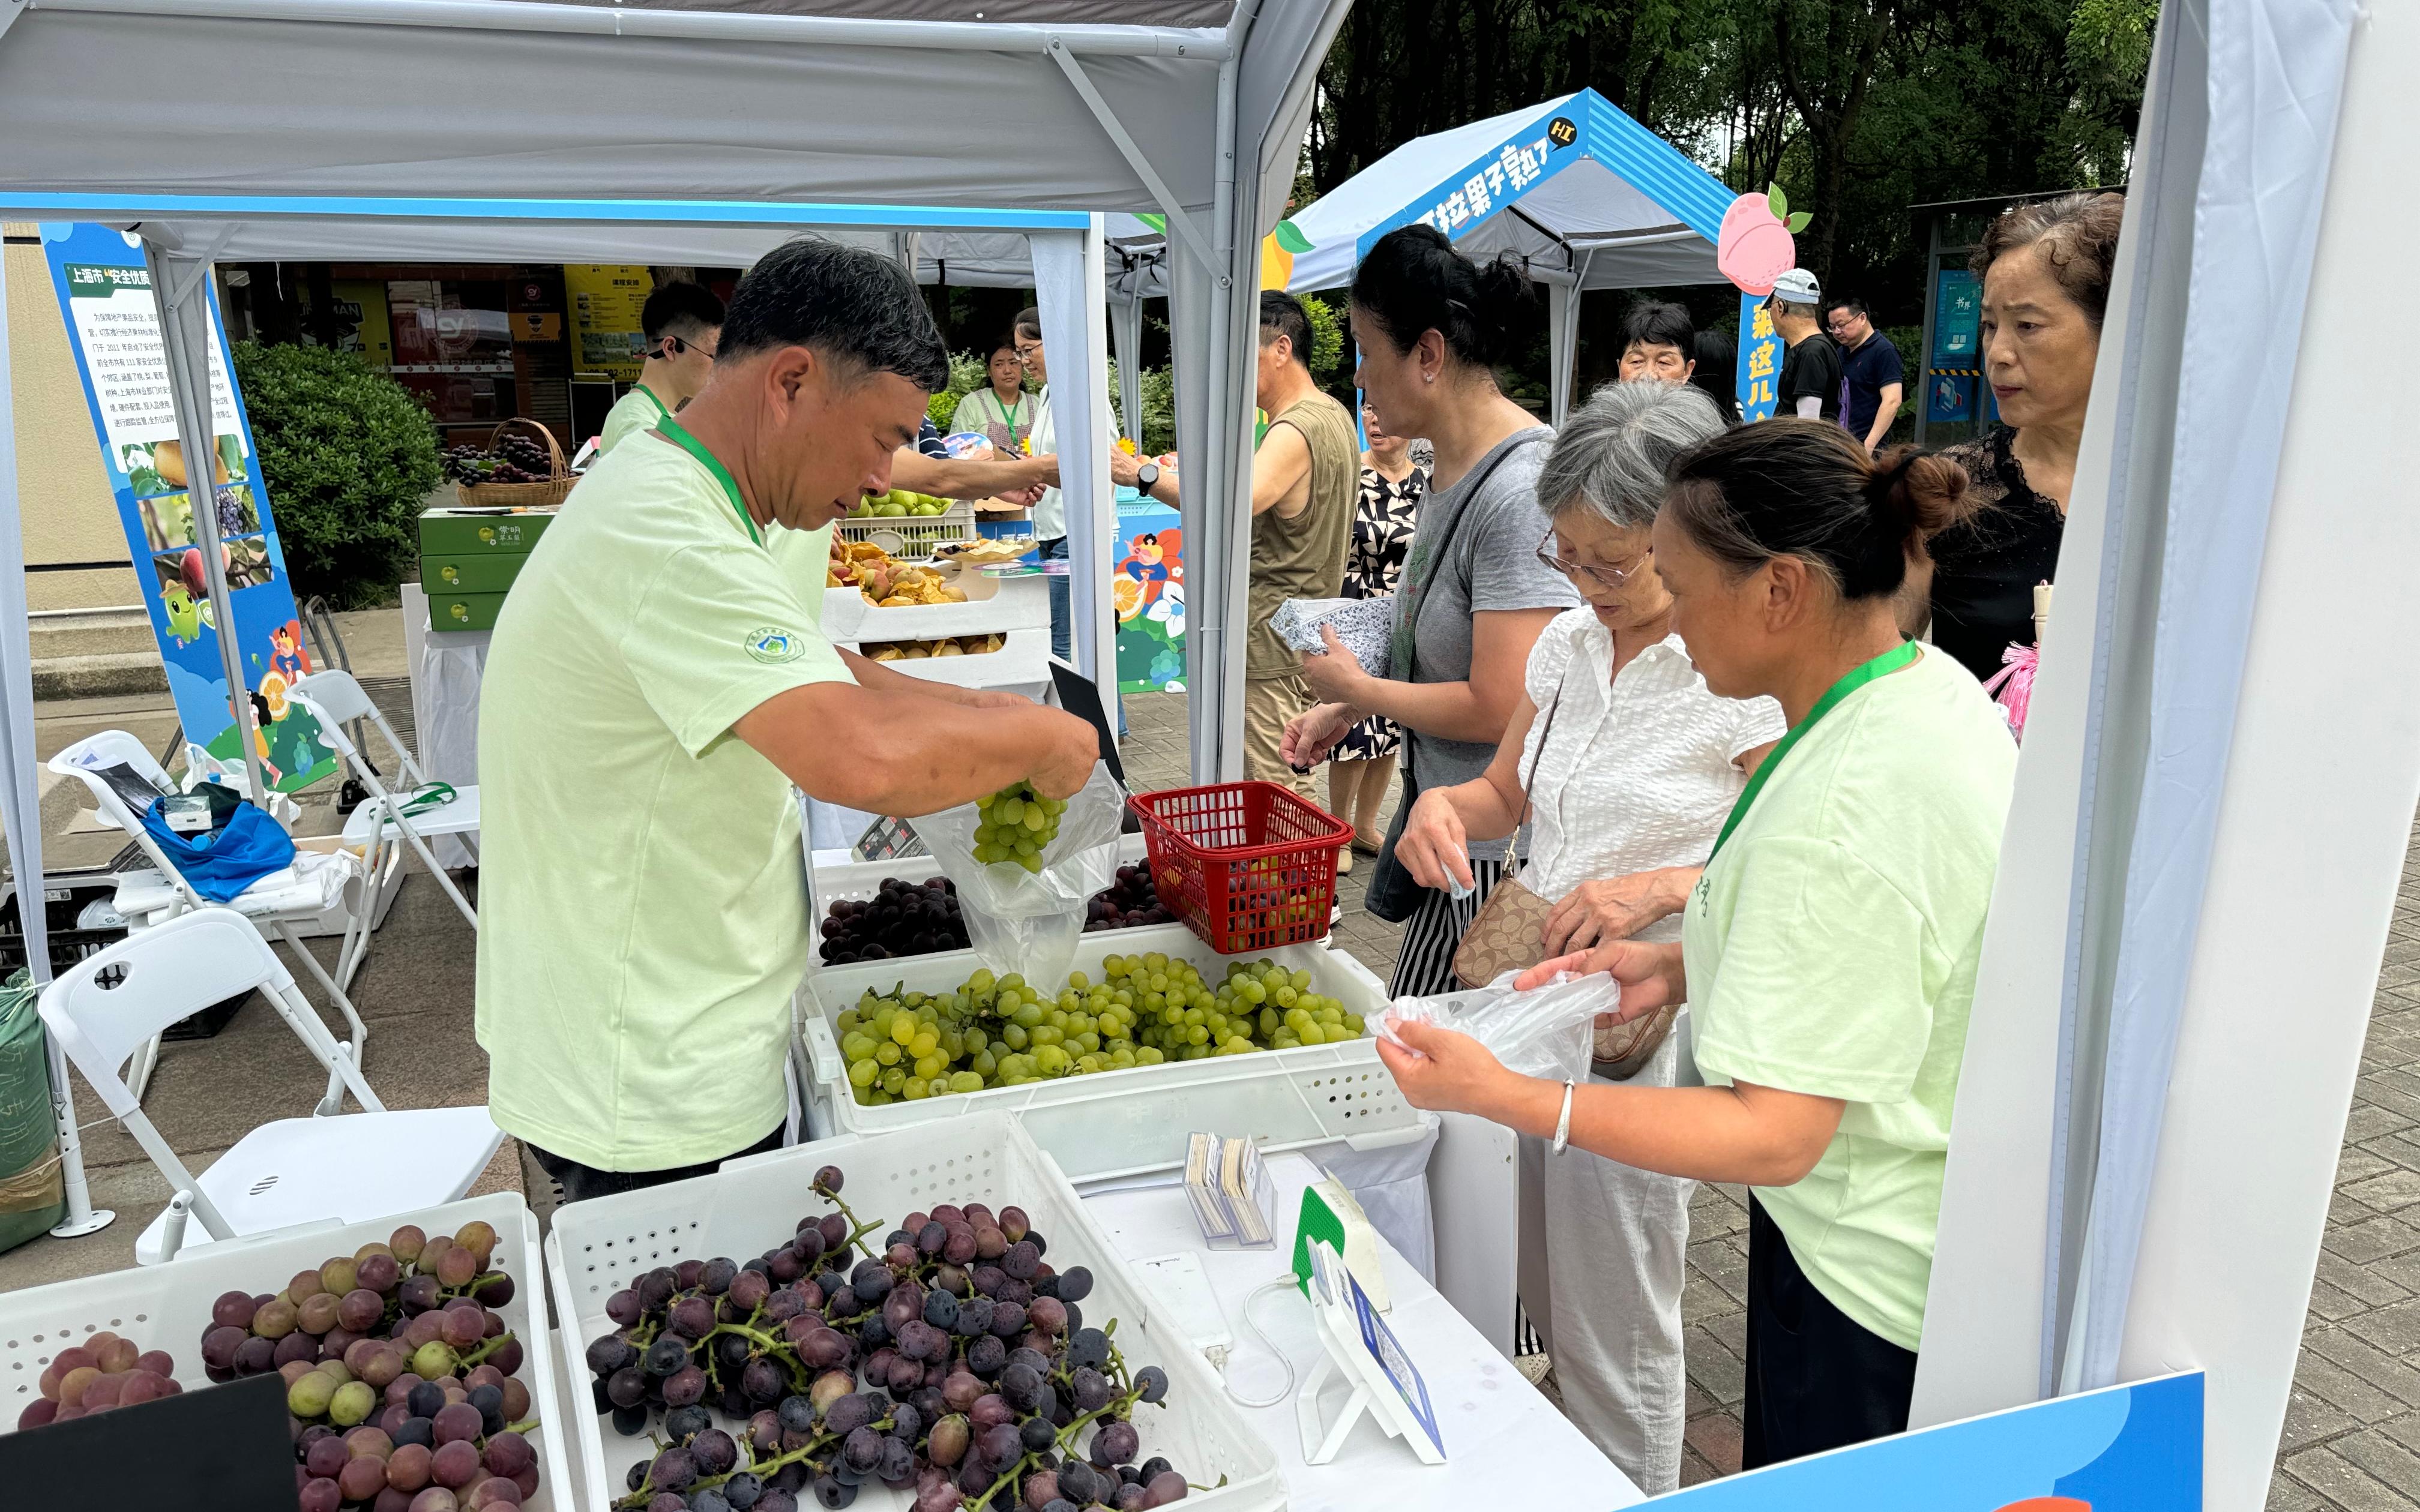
<box><xmin>1083</xmin><ymin>1153</ymin><xmax>1640</xmax><ymax>1512</ymax></box>
<box><xmin>403</xmin><ymin>582</ymin><xmax>489</xmax><ymax>869</ymax></box>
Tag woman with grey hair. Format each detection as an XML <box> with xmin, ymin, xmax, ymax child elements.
<box><xmin>1393</xmin><ymin>378</ymin><xmax>1785</xmax><ymax>1492</ymax></box>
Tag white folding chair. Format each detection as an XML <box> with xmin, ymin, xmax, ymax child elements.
<box><xmin>37</xmin><ymin>908</ymin><xmax>505</xmax><ymax>1264</ymax></box>
<box><xmin>287</xmin><ymin>670</ymin><xmax>480</xmax><ymax>931</ymax></box>
<box><xmin>49</xmin><ymin>730</ymin><xmax>370</xmax><ymax>1114</ymax></box>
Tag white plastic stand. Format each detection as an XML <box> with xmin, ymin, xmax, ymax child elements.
<box><xmin>1295</xmin><ymin>1241</ymin><xmax>1445</xmax><ymax>1466</ymax></box>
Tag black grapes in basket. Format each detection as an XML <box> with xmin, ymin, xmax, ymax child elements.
<box><xmin>820</xmin><ymin>877</ymin><xmax>968</xmax><ymax>965</ymax></box>
<box><xmin>1084</xmin><ymin>866</ymin><xmax>1173</xmax><ymax>933</ymax></box>
<box><xmin>589</xmin><ymin>1166</ymin><xmax>1198</xmax><ymax>1511</ymax></box>
<box><xmin>447</xmin><ymin>436</ymin><xmax>557</xmax><ymax>488</ymax></box>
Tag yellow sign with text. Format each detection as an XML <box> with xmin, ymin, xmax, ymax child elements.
<box><xmin>565</xmin><ymin>265</ymin><xmax>651</xmax><ymax>382</ymax></box>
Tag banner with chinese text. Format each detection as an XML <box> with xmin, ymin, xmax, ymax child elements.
<box><xmin>39</xmin><ymin>223</ymin><xmax>335</xmax><ymax>791</ymax></box>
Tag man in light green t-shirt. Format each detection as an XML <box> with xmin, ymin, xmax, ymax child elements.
<box><xmin>595</xmin><ymin>281</ymin><xmax>724</xmax><ymax>456</ymax></box>
<box><xmin>478</xmin><ymin>239</ymin><xmax>1098</xmax><ymax>1201</ymax></box>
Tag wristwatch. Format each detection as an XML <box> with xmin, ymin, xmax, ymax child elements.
<box><xmin>1135</xmin><ymin>461</ymin><xmax>1161</xmax><ymax>490</ymax></box>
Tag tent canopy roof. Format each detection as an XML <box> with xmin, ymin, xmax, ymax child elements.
<box><xmin>0</xmin><ymin>0</ymin><xmax>1338</xmax><ymax>230</ymax></box>
<box><xmin>1286</xmin><ymin>88</ymin><xmax>1737</xmax><ymax>293</ymax></box>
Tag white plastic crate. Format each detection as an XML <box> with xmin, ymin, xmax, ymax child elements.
<box><xmin>792</xmin><ymin>923</ymin><xmax>1417</xmax><ymax>1181</ymax></box>
<box><xmin>822</xmin><ymin>565</ymin><xmax>1047</xmax><ymax>644</ymax></box>
<box><xmin>543</xmin><ymin>1115</ymin><xmax>1282</xmax><ymax>1512</ymax></box>
<box><xmin>0</xmin><ymin>1193</ymin><xmax>574</xmax><ymax>1508</ymax></box>
<box><xmin>835</xmin><ymin>502</ymin><xmax>980</xmax><ymax>555</ymax></box>
<box><xmin>862</xmin><ymin>626</ymin><xmax>1051</xmax><ymax>693</ymax></box>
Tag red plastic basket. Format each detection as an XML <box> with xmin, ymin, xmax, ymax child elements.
<box><xmin>1128</xmin><ymin>782</ymin><xmax>1353</xmax><ymax>955</ymax></box>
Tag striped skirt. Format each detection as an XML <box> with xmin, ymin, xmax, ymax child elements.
<box><xmin>1386</xmin><ymin>857</ymin><xmax>1510</xmax><ymax>998</ymax></box>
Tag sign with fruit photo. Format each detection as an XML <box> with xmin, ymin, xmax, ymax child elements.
<box><xmin>39</xmin><ymin>223</ymin><xmax>334</xmax><ymax>792</ymax></box>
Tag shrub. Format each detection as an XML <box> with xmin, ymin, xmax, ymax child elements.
<box><xmin>231</xmin><ymin>342</ymin><xmax>441</xmax><ymax>608</ymax></box>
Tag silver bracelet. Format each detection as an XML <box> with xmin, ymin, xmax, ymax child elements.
<box><xmin>1552</xmin><ymin>1079</ymin><xmax>1576</xmax><ymax>1154</ymax></box>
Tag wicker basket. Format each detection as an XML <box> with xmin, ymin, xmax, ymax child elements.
<box><xmin>454</xmin><ymin>417</ymin><xmax>574</xmax><ymax>508</ymax></box>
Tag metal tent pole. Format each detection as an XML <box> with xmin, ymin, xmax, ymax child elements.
<box><xmin>0</xmin><ymin>236</ymin><xmax>113</xmax><ymax>1237</ymax></box>
<box><xmin>143</xmin><ymin>241</ymin><xmax>265</xmax><ymax>800</ymax></box>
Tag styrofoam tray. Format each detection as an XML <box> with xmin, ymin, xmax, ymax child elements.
<box><xmin>855</xmin><ymin>626</ymin><xmax>1051</xmax><ymax>692</ymax></box>
<box><xmin>791</xmin><ymin>923</ymin><xmax>1416</xmax><ymax>1181</ymax></box>
<box><xmin>543</xmin><ymin>1115</ymin><xmax>1283</xmax><ymax>1512</ymax></box>
<box><xmin>823</xmin><ymin>564</ymin><xmax>1047</xmax><ymax>643</ymax></box>
<box><xmin>0</xmin><ymin>1193</ymin><xmax>573</xmax><ymax>1508</ymax></box>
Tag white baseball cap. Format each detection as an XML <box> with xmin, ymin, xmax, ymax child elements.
<box><xmin>1768</xmin><ymin>268</ymin><xmax>1822</xmax><ymax>305</ymax></box>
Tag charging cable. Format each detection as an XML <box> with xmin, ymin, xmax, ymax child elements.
<box><xmin>1208</xmin><ymin>1276</ymin><xmax>1301</xmax><ymax>1409</ymax></box>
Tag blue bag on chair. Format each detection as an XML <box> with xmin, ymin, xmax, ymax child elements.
<box><xmin>139</xmin><ymin>793</ymin><xmax>298</xmax><ymax>903</ymax></box>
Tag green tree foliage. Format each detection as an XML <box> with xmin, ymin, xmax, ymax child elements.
<box><xmin>1308</xmin><ymin>0</ymin><xmax>2151</xmax><ymax>329</ymax></box>
<box><xmin>1298</xmin><ymin>294</ymin><xmax>1349</xmax><ymax>389</ymax></box>
<box><xmin>229</xmin><ymin>341</ymin><xmax>441</xmax><ymax>608</ymax></box>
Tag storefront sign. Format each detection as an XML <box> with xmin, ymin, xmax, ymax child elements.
<box><xmin>38</xmin><ymin>223</ymin><xmax>336</xmax><ymax>792</ymax></box>
<box><xmin>1113</xmin><ymin>500</ymin><xmax>1184</xmax><ymax>694</ymax></box>
<box><xmin>1648</xmin><ymin>1372</ymin><xmax>2200</xmax><ymax>1511</ymax></box>
<box><xmin>1738</xmin><ymin>294</ymin><xmax>1782</xmax><ymax>423</ymax></box>
<box><xmin>565</xmin><ymin>263</ymin><xmax>651</xmax><ymax>382</ymax></box>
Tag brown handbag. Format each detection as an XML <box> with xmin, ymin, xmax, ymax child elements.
<box><xmin>1451</xmin><ymin>680</ymin><xmax>1566</xmax><ymax>991</ymax></box>
<box><xmin>1448</xmin><ymin>668</ymin><xmax>1682</xmax><ymax>1081</ymax></box>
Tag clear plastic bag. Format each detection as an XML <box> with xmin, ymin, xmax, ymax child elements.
<box><xmin>1377</xmin><ymin>970</ymin><xmax>1618</xmax><ymax>1084</ymax></box>
<box><xmin>918</xmin><ymin>763</ymin><xmax>1125</xmax><ymax>984</ymax></box>
<box><xmin>1268</xmin><ymin>596</ymin><xmax>1395</xmax><ymax>674</ymax></box>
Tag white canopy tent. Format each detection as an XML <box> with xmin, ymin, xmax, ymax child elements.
<box><xmin>1282</xmin><ymin>88</ymin><xmax>1736</xmax><ymax>423</ymax></box>
<box><xmin>0</xmin><ymin>0</ymin><xmax>1346</xmax><ymax>1228</ymax></box>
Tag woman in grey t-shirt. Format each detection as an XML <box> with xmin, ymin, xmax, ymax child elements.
<box><xmin>1282</xmin><ymin>225</ymin><xmax>1580</xmax><ymax>994</ymax></box>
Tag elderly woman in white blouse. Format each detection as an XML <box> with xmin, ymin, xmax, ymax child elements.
<box><xmin>1394</xmin><ymin>379</ymin><xmax>1784</xmax><ymax>1493</ymax></box>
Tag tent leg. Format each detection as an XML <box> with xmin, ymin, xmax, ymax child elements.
<box><xmin>0</xmin><ymin>233</ymin><xmax>112</xmax><ymax>1238</ymax></box>
<box><xmin>145</xmin><ymin>241</ymin><xmax>266</xmax><ymax>803</ymax></box>
<box><xmin>44</xmin><ymin>1031</ymin><xmax>116</xmax><ymax>1237</ymax></box>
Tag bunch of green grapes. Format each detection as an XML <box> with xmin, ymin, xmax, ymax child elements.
<box><xmin>832</xmin><ymin>952</ymin><xmax>1367</xmax><ymax>1107</ymax></box>
<box><xmin>972</xmin><ymin>782</ymin><xmax>1066</xmax><ymax>873</ymax></box>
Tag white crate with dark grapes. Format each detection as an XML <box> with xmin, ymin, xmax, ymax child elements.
<box><xmin>544</xmin><ymin>1114</ymin><xmax>1282</xmax><ymax>1512</ymax></box>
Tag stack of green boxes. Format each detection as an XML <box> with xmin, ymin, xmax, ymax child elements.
<box><xmin>418</xmin><ymin>508</ymin><xmax>558</xmax><ymax>631</ymax></box>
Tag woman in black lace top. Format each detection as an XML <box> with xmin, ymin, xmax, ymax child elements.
<box><xmin>1912</xmin><ymin>191</ymin><xmax>2126</xmax><ymax>681</ymax></box>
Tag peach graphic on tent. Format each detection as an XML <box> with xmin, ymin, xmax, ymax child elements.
<box><xmin>1993</xmin><ymin>1499</ymin><xmax>2091</xmax><ymax>1512</ymax></box>
<box><xmin>1718</xmin><ymin>182</ymin><xmax>1814</xmax><ymax>296</ymax></box>
<box><xmin>1138</xmin><ymin>213</ymin><xmax>1310</xmax><ymax>290</ymax></box>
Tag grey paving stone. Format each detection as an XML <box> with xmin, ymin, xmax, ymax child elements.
<box><xmin>2319</xmin><ymin>1249</ymin><xmax>2416</xmax><ymax>1309</ymax></box>
<box><xmin>2308</xmin><ymin>1329</ymin><xmax>2420</xmax><ymax>1410</ymax></box>
<box><xmin>2281</xmin><ymin>1446</ymin><xmax>2420</xmax><ymax>1512</ymax></box>
<box><xmin>2281</xmin><ymin>1385</ymin><xmax>2361</xmax><ymax>1454</ymax></box>
<box><xmin>2326</xmin><ymin>1216</ymin><xmax>2420</xmax><ymax>1265</ymax></box>
<box><xmin>1684</xmin><ymin>1323</ymin><xmax>1745</xmax><ymax>1407</ymax></box>
<box><xmin>2298</xmin><ymin>1350</ymin><xmax>2415</xmax><ymax>1427</ymax></box>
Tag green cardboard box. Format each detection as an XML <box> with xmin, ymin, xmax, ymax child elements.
<box><xmin>417</xmin><ymin>508</ymin><xmax>555</xmax><ymax>557</ymax></box>
<box><xmin>427</xmin><ymin>591</ymin><xmax>510</xmax><ymax>633</ymax></box>
<box><xmin>421</xmin><ymin>554</ymin><xmax>526</xmax><ymax>595</ymax></box>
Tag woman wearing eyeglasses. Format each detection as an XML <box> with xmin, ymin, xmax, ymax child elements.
<box><xmin>1388</xmin><ymin>380</ymin><xmax>1783</xmax><ymax>1492</ymax></box>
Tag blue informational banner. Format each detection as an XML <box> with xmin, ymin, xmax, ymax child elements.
<box><xmin>39</xmin><ymin>224</ymin><xmax>334</xmax><ymax>791</ymax></box>
<box><xmin>1649</xmin><ymin>1372</ymin><xmax>2201</xmax><ymax>1512</ymax></box>
<box><xmin>1112</xmin><ymin>498</ymin><xmax>1184</xmax><ymax>694</ymax></box>
<box><xmin>1738</xmin><ymin>293</ymin><xmax>1782</xmax><ymax>423</ymax></box>
<box><xmin>1933</xmin><ymin>269</ymin><xmax>1983</xmax><ymax>366</ymax></box>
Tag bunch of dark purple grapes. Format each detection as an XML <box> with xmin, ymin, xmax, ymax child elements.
<box><xmin>443</xmin><ymin>446</ymin><xmax>498</xmax><ymax>487</ymax></box>
<box><xmin>820</xmin><ymin>877</ymin><xmax>968</xmax><ymax>965</ymax></box>
<box><xmin>588</xmin><ymin>1165</ymin><xmax>1192</xmax><ymax>1512</ymax></box>
<box><xmin>1083</xmin><ymin>866</ymin><xmax>1172</xmax><ymax>934</ymax></box>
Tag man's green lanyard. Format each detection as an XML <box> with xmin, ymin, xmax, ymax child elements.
<box><xmin>632</xmin><ymin>384</ymin><xmax>671</xmax><ymax>424</ymax></box>
<box><xmin>1707</xmin><ymin>640</ymin><xmax>1921</xmax><ymax>862</ymax></box>
<box><xmin>652</xmin><ymin>416</ymin><xmax>760</xmax><ymax>547</ymax></box>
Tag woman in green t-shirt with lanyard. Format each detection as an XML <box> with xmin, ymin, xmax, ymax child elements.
<box><xmin>1377</xmin><ymin>419</ymin><xmax>2017</xmax><ymax>1467</ymax></box>
<box><xmin>949</xmin><ymin>338</ymin><xmax>1037</xmax><ymax>454</ymax></box>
